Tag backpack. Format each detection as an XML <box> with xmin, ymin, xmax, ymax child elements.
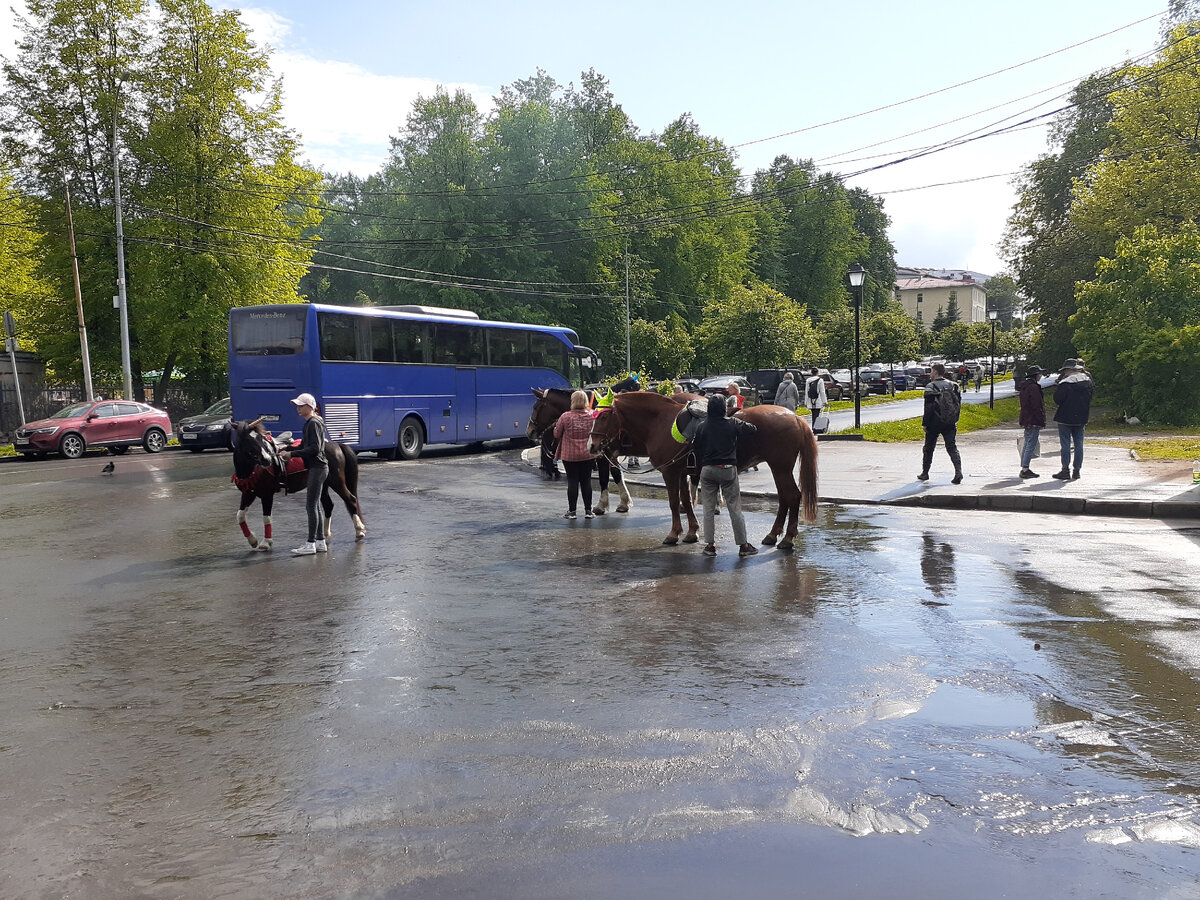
<box><xmin>807</xmin><ymin>378</ymin><xmax>820</xmax><ymax>402</ymax></box>
<box><xmin>931</xmin><ymin>381</ymin><xmax>961</xmax><ymax>425</ymax></box>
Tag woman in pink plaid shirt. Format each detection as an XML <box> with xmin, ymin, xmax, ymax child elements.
<box><xmin>553</xmin><ymin>390</ymin><xmax>596</xmax><ymax>519</ymax></box>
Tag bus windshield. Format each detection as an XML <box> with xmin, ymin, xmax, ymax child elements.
<box><xmin>232</xmin><ymin>307</ymin><xmax>307</xmax><ymax>355</ymax></box>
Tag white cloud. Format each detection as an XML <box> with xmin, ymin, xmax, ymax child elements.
<box><xmin>237</xmin><ymin>6</ymin><xmax>492</xmax><ymax>176</ymax></box>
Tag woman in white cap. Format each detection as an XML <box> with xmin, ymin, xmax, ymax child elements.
<box><xmin>280</xmin><ymin>392</ymin><xmax>328</xmax><ymax>554</ymax></box>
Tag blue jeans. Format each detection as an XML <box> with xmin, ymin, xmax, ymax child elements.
<box><xmin>1058</xmin><ymin>423</ymin><xmax>1085</xmax><ymax>472</ymax></box>
<box><xmin>1020</xmin><ymin>427</ymin><xmax>1041</xmax><ymax>469</ymax></box>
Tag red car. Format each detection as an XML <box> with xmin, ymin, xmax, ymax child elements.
<box><xmin>15</xmin><ymin>399</ymin><xmax>174</xmax><ymax>459</ymax></box>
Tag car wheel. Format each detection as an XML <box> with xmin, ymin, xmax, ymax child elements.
<box><xmin>109</xmin><ymin>445</ymin><xmax>129</xmax><ymax>455</ymax></box>
<box><xmin>397</xmin><ymin>416</ymin><xmax>425</xmax><ymax>461</ymax></box>
<box><xmin>143</xmin><ymin>428</ymin><xmax>166</xmax><ymax>453</ymax></box>
<box><xmin>60</xmin><ymin>433</ymin><xmax>85</xmax><ymax>459</ymax></box>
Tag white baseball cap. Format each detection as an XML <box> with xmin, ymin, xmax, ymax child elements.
<box><xmin>291</xmin><ymin>392</ymin><xmax>317</xmax><ymax>408</ymax></box>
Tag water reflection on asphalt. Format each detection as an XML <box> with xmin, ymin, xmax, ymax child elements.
<box><xmin>1</xmin><ymin>450</ymin><xmax>1199</xmax><ymax>898</ymax></box>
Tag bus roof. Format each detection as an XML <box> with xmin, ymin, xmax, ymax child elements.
<box><xmin>233</xmin><ymin>303</ymin><xmax>578</xmax><ymax>338</ymax></box>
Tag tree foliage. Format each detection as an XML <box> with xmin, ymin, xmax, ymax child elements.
<box><xmin>695</xmin><ymin>282</ymin><xmax>820</xmax><ymax>372</ymax></box>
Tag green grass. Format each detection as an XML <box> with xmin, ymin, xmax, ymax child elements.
<box><xmin>1121</xmin><ymin>438</ymin><xmax>1200</xmax><ymax>460</ymax></box>
<box><xmin>835</xmin><ymin>396</ymin><xmax>1023</xmax><ymax>442</ymax></box>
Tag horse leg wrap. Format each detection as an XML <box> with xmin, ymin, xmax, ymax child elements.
<box><xmin>263</xmin><ymin>518</ymin><xmax>273</xmax><ymax>540</ymax></box>
<box><xmin>237</xmin><ymin>510</ymin><xmax>258</xmax><ymax>548</ymax></box>
<box><xmin>354</xmin><ymin>515</ymin><xmax>366</xmax><ymax>541</ymax></box>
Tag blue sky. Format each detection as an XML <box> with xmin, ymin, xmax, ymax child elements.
<box><xmin>1</xmin><ymin>1</ymin><xmax>1171</xmax><ymax>274</ymax></box>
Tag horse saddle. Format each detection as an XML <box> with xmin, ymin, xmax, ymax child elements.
<box><xmin>671</xmin><ymin>399</ymin><xmax>710</xmax><ymax>444</ymax></box>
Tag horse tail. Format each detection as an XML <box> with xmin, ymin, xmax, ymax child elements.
<box><xmin>798</xmin><ymin>418</ymin><xmax>819</xmax><ymax>525</ymax></box>
<box><xmin>342</xmin><ymin>443</ymin><xmax>363</xmax><ymax>520</ymax></box>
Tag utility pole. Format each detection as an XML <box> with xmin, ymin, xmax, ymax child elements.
<box><xmin>63</xmin><ymin>178</ymin><xmax>95</xmax><ymax>401</ymax></box>
<box><xmin>624</xmin><ymin>236</ymin><xmax>631</xmax><ymax>372</ymax></box>
<box><xmin>113</xmin><ymin>82</ymin><xmax>133</xmax><ymax>401</ymax></box>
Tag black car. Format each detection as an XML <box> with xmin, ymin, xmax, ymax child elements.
<box><xmin>857</xmin><ymin>368</ymin><xmax>892</xmax><ymax>395</ymax></box>
<box><xmin>177</xmin><ymin>397</ymin><xmax>233</xmax><ymax>451</ymax></box>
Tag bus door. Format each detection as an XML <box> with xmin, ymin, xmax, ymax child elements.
<box><xmin>455</xmin><ymin>368</ymin><xmax>477</xmax><ymax>442</ymax></box>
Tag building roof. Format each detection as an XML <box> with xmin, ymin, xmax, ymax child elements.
<box><xmin>895</xmin><ymin>275</ymin><xmax>986</xmax><ymax>291</ymax></box>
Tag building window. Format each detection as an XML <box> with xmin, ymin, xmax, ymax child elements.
<box><xmin>916</xmin><ymin>293</ymin><xmax>923</xmax><ymax>303</ymax></box>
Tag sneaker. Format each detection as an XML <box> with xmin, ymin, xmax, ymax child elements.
<box><xmin>916</xmin><ymin>472</ymin><xmax>930</xmax><ymax>481</ymax></box>
<box><xmin>584</xmin><ymin>511</ymin><xmax>595</xmax><ymax>519</ymax></box>
<box><xmin>1019</xmin><ymin>469</ymin><xmax>1040</xmax><ymax>479</ymax></box>
<box><xmin>1071</xmin><ymin>468</ymin><xmax>1081</xmax><ymax>480</ymax></box>
<box><xmin>1052</xmin><ymin>470</ymin><xmax>1070</xmax><ymax>480</ymax></box>
<box><xmin>314</xmin><ymin>540</ymin><xmax>328</xmax><ymax>552</ymax></box>
<box><xmin>951</xmin><ymin>472</ymin><xmax>963</xmax><ymax>485</ymax></box>
<box><xmin>563</xmin><ymin>511</ymin><xmax>577</xmax><ymax>519</ymax></box>
<box><xmin>739</xmin><ymin>543</ymin><xmax>758</xmax><ymax>557</ymax></box>
<box><xmin>702</xmin><ymin>543</ymin><xmax>717</xmax><ymax>557</ymax></box>
<box><xmin>291</xmin><ymin>542</ymin><xmax>316</xmax><ymax>555</ymax></box>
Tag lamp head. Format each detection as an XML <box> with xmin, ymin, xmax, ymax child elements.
<box><xmin>988</xmin><ymin>309</ymin><xmax>998</xmax><ymax>321</ymax></box>
<box><xmin>847</xmin><ymin>263</ymin><xmax>866</xmax><ymax>288</ymax></box>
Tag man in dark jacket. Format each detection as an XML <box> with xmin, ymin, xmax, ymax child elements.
<box><xmin>919</xmin><ymin>363</ymin><xmax>963</xmax><ymax>484</ymax></box>
<box><xmin>692</xmin><ymin>395</ymin><xmax>759</xmax><ymax>557</ymax></box>
<box><xmin>1052</xmin><ymin>358</ymin><xmax>1094</xmax><ymax>480</ymax></box>
<box><xmin>1018</xmin><ymin>366</ymin><xmax>1045</xmax><ymax>478</ymax></box>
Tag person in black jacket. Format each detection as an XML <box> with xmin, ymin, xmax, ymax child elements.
<box><xmin>280</xmin><ymin>392</ymin><xmax>328</xmax><ymax>555</ymax></box>
<box><xmin>918</xmin><ymin>362</ymin><xmax>963</xmax><ymax>484</ymax></box>
<box><xmin>692</xmin><ymin>395</ymin><xmax>759</xmax><ymax>557</ymax></box>
<box><xmin>1052</xmin><ymin>359</ymin><xmax>1094</xmax><ymax>480</ymax></box>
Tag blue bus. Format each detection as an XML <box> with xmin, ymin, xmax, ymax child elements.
<box><xmin>228</xmin><ymin>303</ymin><xmax>599</xmax><ymax>459</ymax></box>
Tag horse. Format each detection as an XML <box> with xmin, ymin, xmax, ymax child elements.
<box><xmin>588</xmin><ymin>392</ymin><xmax>819</xmax><ymax>550</ymax></box>
<box><xmin>527</xmin><ymin>387</ymin><xmax>633</xmax><ymax>515</ymax></box>
<box><xmin>229</xmin><ymin>418</ymin><xmax>366</xmax><ymax>550</ymax></box>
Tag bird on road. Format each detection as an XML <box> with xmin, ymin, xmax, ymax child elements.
<box><xmin>101</xmin><ymin>460</ymin><xmax>115</xmax><ymax>475</ymax></box>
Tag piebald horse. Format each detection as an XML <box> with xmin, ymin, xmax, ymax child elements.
<box><xmin>588</xmin><ymin>392</ymin><xmax>819</xmax><ymax>550</ymax></box>
<box><xmin>230</xmin><ymin>418</ymin><xmax>366</xmax><ymax>550</ymax></box>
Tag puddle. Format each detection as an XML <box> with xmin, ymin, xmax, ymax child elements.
<box><xmin>912</xmin><ymin>683</ymin><xmax>1036</xmax><ymax>730</ymax></box>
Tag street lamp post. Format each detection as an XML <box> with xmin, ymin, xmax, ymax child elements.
<box><xmin>988</xmin><ymin>308</ymin><xmax>998</xmax><ymax>410</ymax></box>
<box><xmin>847</xmin><ymin>263</ymin><xmax>866</xmax><ymax>429</ymax></box>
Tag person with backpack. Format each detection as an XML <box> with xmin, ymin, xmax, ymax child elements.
<box><xmin>774</xmin><ymin>371</ymin><xmax>800</xmax><ymax>412</ymax></box>
<box><xmin>918</xmin><ymin>362</ymin><xmax>963</xmax><ymax>484</ymax></box>
<box><xmin>804</xmin><ymin>367</ymin><xmax>827</xmax><ymax>429</ymax></box>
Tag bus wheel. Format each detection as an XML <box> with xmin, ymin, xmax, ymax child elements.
<box><xmin>397</xmin><ymin>417</ymin><xmax>425</xmax><ymax>460</ymax></box>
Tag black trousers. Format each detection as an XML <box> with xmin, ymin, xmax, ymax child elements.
<box><xmin>922</xmin><ymin>425</ymin><xmax>961</xmax><ymax>473</ymax></box>
<box><xmin>306</xmin><ymin>464</ymin><xmax>328</xmax><ymax>542</ymax></box>
<box><xmin>562</xmin><ymin>459</ymin><xmax>594</xmax><ymax>513</ymax></box>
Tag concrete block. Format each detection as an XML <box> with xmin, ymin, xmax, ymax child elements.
<box><xmin>979</xmin><ymin>494</ymin><xmax>1035</xmax><ymax>512</ymax></box>
<box><xmin>1031</xmin><ymin>495</ymin><xmax>1086</xmax><ymax>515</ymax></box>
<box><xmin>1083</xmin><ymin>499</ymin><xmax>1151</xmax><ymax>518</ymax></box>
<box><xmin>1153</xmin><ymin>501</ymin><xmax>1200</xmax><ymax>519</ymax></box>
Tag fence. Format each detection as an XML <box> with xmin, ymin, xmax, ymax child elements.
<box><xmin>0</xmin><ymin>383</ymin><xmax>225</xmax><ymax>439</ymax></box>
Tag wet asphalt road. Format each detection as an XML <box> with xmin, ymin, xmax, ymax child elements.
<box><xmin>2</xmin><ymin>446</ymin><xmax>1200</xmax><ymax>898</ymax></box>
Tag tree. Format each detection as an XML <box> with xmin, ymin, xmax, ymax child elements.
<box><xmin>815</xmin><ymin>306</ymin><xmax>860</xmax><ymax>369</ymax></box>
<box><xmin>982</xmin><ymin>274</ymin><xmax>1020</xmax><ymax>328</ymax></box>
<box><xmin>864</xmin><ymin>301</ymin><xmax>921</xmax><ymax>392</ymax></box>
<box><xmin>695</xmin><ymin>282</ymin><xmax>820</xmax><ymax>372</ymax></box>
<box><xmin>628</xmin><ymin>314</ymin><xmax>694</xmax><ymax>378</ymax></box>
<box><xmin>944</xmin><ymin>294</ymin><xmax>962</xmax><ymax>325</ymax></box>
<box><xmin>936</xmin><ymin>322</ymin><xmax>971</xmax><ymax>361</ymax></box>
<box><xmin>1073</xmin><ymin>222</ymin><xmax>1200</xmax><ymax>423</ymax></box>
<box><xmin>0</xmin><ymin>173</ymin><xmax>58</xmax><ymax>355</ymax></box>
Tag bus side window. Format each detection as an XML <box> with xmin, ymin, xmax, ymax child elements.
<box><xmin>319</xmin><ymin>312</ymin><xmax>357</xmax><ymax>361</ymax></box>
<box><xmin>370</xmin><ymin>319</ymin><xmax>394</xmax><ymax>362</ymax></box>
<box><xmin>530</xmin><ymin>332</ymin><xmax>568</xmax><ymax>378</ymax></box>
<box><xmin>434</xmin><ymin>323</ymin><xmax>484</xmax><ymax>365</ymax></box>
<box><xmin>488</xmin><ymin>328</ymin><xmax>529</xmax><ymax>367</ymax></box>
<box><xmin>394</xmin><ymin>320</ymin><xmax>428</xmax><ymax>363</ymax></box>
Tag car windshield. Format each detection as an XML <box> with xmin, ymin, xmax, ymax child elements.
<box><xmin>203</xmin><ymin>398</ymin><xmax>232</xmax><ymax>416</ymax></box>
<box><xmin>50</xmin><ymin>402</ymin><xmax>93</xmax><ymax>419</ymax></box>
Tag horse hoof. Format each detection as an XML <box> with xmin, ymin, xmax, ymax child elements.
<box><xmin>616</xmin><ymin>505</ymin><xmax>629</xmax><ymax>513</ymax></box>
<box><xmin>592</xmin><ymin>507</ymin><xmax>605</xmax><ymax>516</ymax></box>
<box><xmin>778</xmin><ymin>540</ymin><xmax>794</xmax><ymax>552</ymax></box>
<box><xmin>356</xmin><ymin>532</ymin><xmax>366</xmax><ymax>542</ymax></box>
<box><xmin>682</xmin><ymin>534</ymin><xmax>698</xmax><ymax>544</ymax></box>
<box><xmin>761</xmin><ymin>535</ymin><xmax>778</xmax><ymax>546</ymax></box>
<box><xmin>662</xmin><ymin>537</ymin><xmax>679</xmax><ymax>546</ymax></box>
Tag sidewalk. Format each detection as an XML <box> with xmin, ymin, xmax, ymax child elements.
<box><xmin>527</xmin><ymin>427</ymin><xmax>1200</xmax><ymax>519</ymax></box>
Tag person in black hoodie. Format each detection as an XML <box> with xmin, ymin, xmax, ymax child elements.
<box><xmin>1052</xmin><ymin>359</ymin><xmax>1094</xmax><ymax>480</ymax></box>
<box><xmin>692</xmin><ymin>394</ymin><xmax>759</xmax><ymax>557</ymax></box>
<box><xmin>280</xmin><ymin>392</ymin><xmax>328</xmax><ymax>555</ymax></box>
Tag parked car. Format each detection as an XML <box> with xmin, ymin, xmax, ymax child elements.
<box><xmin>673</xmin><ymin>378</ymin><xmax>701</xmax><ymax>395</ymax></box>
<box><xmin>177</xmin><ymin>397</ymin><xmax>233</xmax><ymax>452</ymax></box>
<box><xmin>831</xmin><ymin>369</ymin><xmax>870</xmax><ymax>399</ymax></box>
<box><xmin>905</xmin><ymin>365</ymin><xmax>932</xmax><ymax>388</ymax></box>
<box><xmin>857</xmin><ymin>367</ymin><xmax>892</xmax><ymax>395</ymax></box>
<box><xmin>15</xmin><ymin>399</ymin><xmax>174</xmax><ymax>459</ymax></box>
<box><xmin>698</xmin><ymin>375</ymin><xmax>760</xmax><ymax>407</ymax></box>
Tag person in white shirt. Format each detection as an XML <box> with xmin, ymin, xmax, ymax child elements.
<box><xmin>803</xmin><ymin>367</ymin><xmax>827</xmax><ymax>429</ymax></box>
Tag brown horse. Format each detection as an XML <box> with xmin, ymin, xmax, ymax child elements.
<box><xmin>588</xmin><ymin>391</ymin><xmax>819</xmax><ymax>550</ymax></box>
